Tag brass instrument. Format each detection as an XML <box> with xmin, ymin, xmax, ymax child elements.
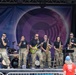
<box><xmin>68</xmin><ymin>38</ymin><xmax>72</xmax><ymax>49</ymax></box>
<box><xmin>59</xmin><ymin>41</ymin><xmax>62</xmax><ymax>53</ymax></box>
<box><xmin>46</xmin><ymin>39</ymin><xmax>51</xmax><ymax>54</ymax></box>
<box><xmin>56</xmin><ymin>41</ymin><xmax>62</xmax><ymax>53</ymax></box>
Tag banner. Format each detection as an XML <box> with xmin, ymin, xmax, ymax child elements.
<box><xmin>0</xmin><ymin>5</ymin><xmax>72</xmax><ymax>48</ymax></box>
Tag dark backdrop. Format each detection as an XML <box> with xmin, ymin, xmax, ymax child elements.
<box><xmin>72</xmin><ymin>5</ymin><xmax>76</xmax><ymax>37</ymax></box>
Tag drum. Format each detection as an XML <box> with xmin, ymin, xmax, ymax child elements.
<box><xmin>11</xmin><ymin>57</ymin><xmax>19</xmax><ymax>68</ymax></box>
<box><xmin>9</xmin><ymin>54</ymin><xmax>19</xmax><ymax>68</ymax></box>
<box><xmin>8</xmin><ymin>48</ymin><xmax>17</xmax><ymax>54</ymax></box>
<box><xmin>35</xmin><ymin>60</ymin><xmax>40</xmax><ymax>66</ymax></box>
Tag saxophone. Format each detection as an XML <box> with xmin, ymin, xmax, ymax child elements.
<box><xmin>46</xmin><ymin>39</ymin><xmax>51</xmax><ymax>54</ymax></box>
<box><xmin>68</xmin><ymin>38</ymin><xmax>72</xmax><ymax>49</ymax></box>
<box><xmin>59</xmin><ymin>41</ymin><xmax>62</xmax><ymax>53</ymax></box>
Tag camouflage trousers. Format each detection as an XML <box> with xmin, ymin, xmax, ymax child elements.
<box><xmin>31</xmin><ymin>49</ymin><xmax>43</xmax><ymax>68</ymax></box>
<box><xmin>55</xmin><ymin>50</ymin><xmax>63</xmax><ymax>66</ymax></box>
<box><xmin>19</xmin><ymin>48</ymin><xmax>28</xmax><ymax>68</ymax></box>
<box><xmin>42</xmin><ymin>51</ymin><xmax>51</xmax><ymax>67</ymax></box>
<box><xmin>69</xmin><ymin>47</ymin><xmax>76</xmax><ymax>62</ymax></box>
<box><xmin>0</xmin><ymin>48</ymin><xmax>10</xmax><ymax>67</ymax></box>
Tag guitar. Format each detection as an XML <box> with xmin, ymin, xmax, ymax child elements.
<box><xmin>30</xmin><ymin>42</ymin><xmax>44</xmax><ymax>54</ymax></box>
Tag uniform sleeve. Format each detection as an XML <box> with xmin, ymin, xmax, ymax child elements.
<box><xmin>54</xmin><ymin>42</ymin><xmax>56</xmax><ymax>46</ymax></box>
<box><xmin>61</xmin><ymin>41</ymin><xmax>63</xmax><ymax>45</ymax></box>
<box><xmin>63</xmin><ymin>64</ymin><xmax>67</xmax><ymax>72</ymax></box>
<box><xmin>49</xmin><ymin>41</ymin><xmax>52</xmax><ymax>45</ymax></box>
<box><xmin>30</xmin><ymin>40</ymin><xmax>33</xmax><ymax>46</ymax></box>
<box><xmin>74</xmin><ymin>38</ymin><xmax>76</xmax><ymax>43</ymax></box>
<box><xmin>5</xmin><ymin>38</ymin><xmax>9</xmax><ymax>46</ymax></box>
<box><xmin>26</xmin><ymin>41</ymin><xmax>28</xmax><ymax>45</ymax></box>
<box><xmin>5</xmin><ymin>38</ymin><xmax>8</xmax><ymax>43</ymax></box>
<box><xmin>67</xmin><ymin>38</ymin><xmax>70</xmax><ymax>44</ymax></box>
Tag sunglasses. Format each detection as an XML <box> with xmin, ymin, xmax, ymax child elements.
<box><xmin>35</xmin><ymin>36</ymin><xmax>39</xmax><ymax>37</ymax></box>
<box><xmin>2</xmin><ymin>35</ymin><xmax>5</xmax><ymax>36</ymax></box>
<box><xmin>70</xmin><ymin>35</ymin><xmax>73</xmax><ymax>36</ymax></box>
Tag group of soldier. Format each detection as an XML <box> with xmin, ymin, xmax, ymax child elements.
<box><xmin>0</xmin><ymin>32</ymin><xmax>76</xmax><ymax>69</ymax></box>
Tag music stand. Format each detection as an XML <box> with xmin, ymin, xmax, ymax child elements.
<box><xmin>66</xmin><ymin>49</ymin><xmax>74</xmax><ymax>53</ymax></box>
<box><xmin>63</xmin><ymin>48</ymin><xmax>74</xmax><ymax>64</ymax></box>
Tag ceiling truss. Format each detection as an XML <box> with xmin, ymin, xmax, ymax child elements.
<box><xmin>0</xmin><ymin>0</ymin><xmax>75</xmax><ymax>4</ymax></box>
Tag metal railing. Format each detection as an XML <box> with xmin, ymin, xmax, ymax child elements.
<box><xmin>7</xmin><ymin>72</ymin><xmax>64</xmax><ymax>75</ymax></box>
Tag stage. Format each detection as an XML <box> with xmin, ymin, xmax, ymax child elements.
<box><xmin>0</xmin><ymin>1</ymin><xmax>75</xmax><ymax>75</ymax></box>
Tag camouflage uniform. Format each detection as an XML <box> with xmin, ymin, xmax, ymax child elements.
<box><xmin>19</xmin><ymin>48</ymin><xmax>28</xmax><ymax>68</ymax></box>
